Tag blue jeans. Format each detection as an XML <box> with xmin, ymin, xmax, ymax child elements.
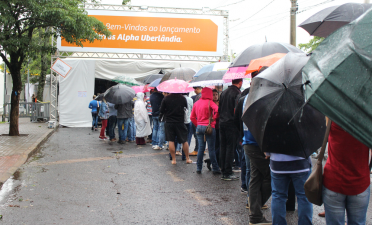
<box><xmin>196</xmin><ymin>126</ymin><xmax>219</xmax><ymax>172</ymax></box>
<box><xmin>108</xmin><ymin>116</ymin><xmax>117</xmax><ymax>140</ymax></box>
<box><xmin>323</xmin><ymin>185</ymin><xmax>370</xmax><ymax>225</ymax></box>
<box><xmin>271</xmin><ymin>170</ymin><xmax>313</xmax><ymax>225</ymax></box>
<box><xmin>127</xmin><ymin>117</ymin><xmax>136</xmax><ymax>141</ymax></box>
<box><xmin>152</xmin><ymin>117</ymin><xmax>165</xmax><ymax>148</ymax></box>
<box><xmin>117</xmin><ymin>118</ymin><xmax>129</xmax><ymax>141</ymax></box>
<box><xmin>92</xmin><ymin>112</ymin><xmax>98</xmax><ymax>128</ymax></box>
<box><xmin>234</xmin><ymin>144</ymin><xmax>241</xmax><ymax>168</ymax></box>
<box><xmin>244</xmin><ymin>148</ymin><xmax>251</xmax><ymax>197</ymax></box>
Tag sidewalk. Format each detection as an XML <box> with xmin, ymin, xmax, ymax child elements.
<box><xmin>0</xmin><ymin>118</ymin><xmax>55</xmax><ymax>187</ymax></box>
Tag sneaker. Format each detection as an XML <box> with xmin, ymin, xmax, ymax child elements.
<box><xmin>212</xmin><ymin>171</ymin><xmax>221</xmax><ymax>175</ymax></box>
<box><xmin>233</xmin><ymin>166</ymin><xmax>241</xmax><ymax>173</ymax></box>
<box><xmin>153</xmin><ymin>146</ymin><xmax>162</xmax><ymax>150</ymax></box>
<box><xmin>152</xmin><ymin>145</ymin><xmax>158</xmax><ymax>149</ymax></box>
<box><xmin>99</xmin><ymin>137</ymin><xmax>106</xmax><ymax>140</ymax></box>
<box><xmin>221</xmin><ymin>175</ymin><xmax>226</xmax><ymax>180</ymax></box>
<box><xmin>196</xmin><ymin>171</ymin><xmax>201</xmax><ymax>174</ymax></box>
<box><xmin>249</xmin><ymin>217</ymin><xmax>272</xmax><ymax>225</ymax></box>
<box><xmin>241</xmin><ymin>188</ymin><xmax>248</xmax><ymax>194</ymax></box>
<box><xmin>91</xmin><ymin>126</ymin><xmax>94</xmax><ymax>131</ymax></box>
<box><xmin>223</xmin><ymin>175</ymin><xmax>239</xmax><ymax>181</ymax></box>
<box><xmin>118</xmin><ymin>140</ymin><xmax>125</xmax><ymax>144</ymax></box>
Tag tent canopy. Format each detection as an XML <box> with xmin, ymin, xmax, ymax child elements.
<box><xmin>59</xmin><ymin>58</ymin><xmax>208</xmax><ymax>127</ymax></box>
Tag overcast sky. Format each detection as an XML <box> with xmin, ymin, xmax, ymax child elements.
<box><xmin>101</xmin><ymin>0</ymin><xmax>365</xmax><ymax>55</ymax></box>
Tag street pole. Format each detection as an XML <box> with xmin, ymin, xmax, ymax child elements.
<box><xmin>290</xmin><ymin>0</ymin><xmax>298</xmax><ymax>46</ymax></box>
<box><xmin>2</xmin><ymin>52</ymin><xmax>6</xmax><ymax>122</ymax></box>
<box><xmin>27</xmin><ymin>60</ymin><xmax>30</xmax><ymax>103</ymax></box>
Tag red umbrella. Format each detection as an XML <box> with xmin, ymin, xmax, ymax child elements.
<box><xmin>157</xmin><ymin>78</ymin><xmax>194</xmax><ymax>93</ymax></box>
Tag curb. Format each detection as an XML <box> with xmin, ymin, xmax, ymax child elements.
<box><xmin>0</xmin><ymin>127</ymin><xmax>57</xmax><ymax>188</ymax></box>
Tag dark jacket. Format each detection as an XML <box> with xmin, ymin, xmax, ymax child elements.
<box><xmin>235</xmin><ymin>88</ymin><xmax>250</xmax><ymax>141</ymax></box>
<box><xmin>191</xmin><ymin>93</ymin><xmax>201</xmax><ymax>104</ymax></box>
<box><xmin>160</xmin><ymin>94</ymin><xmax>187</xmax><ymax>123</ymax></box>
<box><xmin>115</xmin><ymin>101</ymin><xmax>134</xmax><ymax>119</ymax></box>
<box><xmin>218</xmin><ymin>85</ymin><xmax>241</xmax><ymax>124</ymax></box>
<box><xmin>150</xmin><ymin>92</ymin><xmax>164</xmax><ymax>117</ymax></box>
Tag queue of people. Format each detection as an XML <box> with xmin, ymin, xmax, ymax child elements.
<box><xmin>88</xmin><ymin>79</ymin><xmax>371</xmax><ymax>225</ymax></box>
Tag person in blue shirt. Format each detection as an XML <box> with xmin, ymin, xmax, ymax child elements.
<box><xmin>89</xmin><ymin>95</ymin><xmax>100</xmax><ymax>131</ymax></box>
<box><xmin>235</xmin><ymin>68</ymin><xmax>271</xmax><ymax>225</ymax></box>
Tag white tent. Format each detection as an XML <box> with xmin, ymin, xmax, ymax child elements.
<box><xmin>59</xmin><ymin>58</ymin><xmax>208</xmax><ymax>127</ymax></box>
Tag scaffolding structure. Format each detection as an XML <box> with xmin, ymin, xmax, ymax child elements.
<box><xmin>50</xmin><ymin>4</ymin><xmax>229</xmax><ymax>122</ymax></box>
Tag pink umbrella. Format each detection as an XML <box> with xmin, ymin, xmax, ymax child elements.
<box><xmin>157</xmin><ymin>78</ymin><xmax>194</xmax><ymax>93</ymax></box>
<box><xmin>222</xmin><ymin>66</ymin><xmax>250</xmax><ymax>81</ymax></box>
<box><xmin>144</xmin><ymin>84</ymin><xmax>154</xmax><ymax>92</ymax></box>
<box><xmin>132</xmin><ymin>86</ymin><xmax>145</xmax><ymax>94</ymax></box>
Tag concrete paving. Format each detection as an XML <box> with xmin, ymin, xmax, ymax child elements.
<box><xmin>0</xmin><ymin>118</ymin><xmax>54</xmax><ymax>187</ymax></box>
<box><xmin>0</xmin><ymin>127</ymin><xmax>371</xmax><ymax>224</ymax></box>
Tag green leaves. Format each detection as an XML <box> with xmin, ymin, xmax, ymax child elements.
<box><xmin>298</xmin><ymin>36</ymin><xmax>325</xmax><ymax>53</ymax></box>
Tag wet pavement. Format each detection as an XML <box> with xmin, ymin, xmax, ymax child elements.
<box><xmin>0</xmin><ymin>127</ymin><xmax>372</xmax><ymax>224</ymax></box>
<box><xmin>0</xmin><ymin>118</ymin><xmax>54</xmax><ymax>186</ymax></box>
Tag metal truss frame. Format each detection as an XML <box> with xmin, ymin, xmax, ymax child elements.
<box><xmin>50</xmin><ymin>4</ymin><xmax>229</xmax><ymax>122</ymax></box>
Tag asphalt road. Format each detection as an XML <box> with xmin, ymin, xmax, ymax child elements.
<box><xmin>0</xmin><ymin>128</ymin><xmax>371</xmax><ymax>224</ymax></box>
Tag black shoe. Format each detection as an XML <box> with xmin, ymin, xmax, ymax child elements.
<box><xmin>221</xmin><ymin>175</ymin><xmax>225</xmax><ymax>180</ymax></box>
<box><xmin>196</xmin><ymin>171</ymin><xmax>201</xmax><ymax>174</ymax></box>
<box><xmin>241</xmin><ymin>188</ymin><xmax>248</xmax><ymax>194</ymax></box>
<box><xmin>91</xmin><ymin>126</ymin><xmax>94</xmax><ymax>131</ymax></box>
<box><xmin>204</xmin><ymin>159</ymin><xmax>211</xmax><ymax>171</ymax></box>
<box><xmin>249</xmin><ymin>217</ymin><xmax>272</xmax><ymax>225</ymax></box>
<box><xmin>223</xmin><ymin>174</ymin><xmax>239</xmax><ymax>181</ymax></box>
<box><xmin>213</xmin><ymin>171</ymin><xmax>221</xmax><ymax>175</ymax></box>
<box><xmin>118</xmin><ymin>140</ymin><xmax>125</xmax><ymax>144</ymax></box>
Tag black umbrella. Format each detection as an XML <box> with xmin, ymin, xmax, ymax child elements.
<box><xmin>103</xmin><ymin>84</ymin><xmax>135</xmax><ymax>104</ymax></box>
<box><xmin>189</xmin><ymin>70</ymin><xmax>227</xmax><ymax>87</ymax></box>
<box><xmin>229</xmin><ymin>42</ymin><xmax>303</xmax><ymax>68</ymax></box>
<box><xmin>143</xmin><ymin>74</ymin><xmax>165</xmax><ymax>84</ymax></box>
<box><xmin>160</xmin><ymin>67</ymin><xmax>196</xmax><ymax>83</ymax></box>
<box><xmin>299</xmin><ymin>3</ymin><xmax>371</xmax><ymax>38</ymax></box>
<box><xmin>242</xmin><ymin>53</ymin><xmax>326</xmax><ymax>158</ymax></box>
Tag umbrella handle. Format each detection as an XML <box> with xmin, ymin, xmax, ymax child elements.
<box><xmin>287</xmin><ymin>99</ymin><xmax>310</xmax><ymax>125</ymax></box>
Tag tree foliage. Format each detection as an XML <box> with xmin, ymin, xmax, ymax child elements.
<box><xmin>298</xmin><ymin>36</ymin><xmax>325</xmax><ymax>53</ymax></box>
<box><xmin>122</xmin><ymin>0</ymin><xmax>131</xmax><ymax>5</ymax></box>
<box><xmin>0</xmin><ymin>0</ymin><xmax>111</xmax><ymax>135</ymax></box>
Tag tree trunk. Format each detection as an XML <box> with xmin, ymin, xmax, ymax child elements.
<box><xmin>9</xmin><ymin>69</ymin><xmax>22</xmax><ymax>136</ymax></box>
<box><xmin>37</xmin><ymin>28</ymin><xmax>49</xmax><ymax>102</ymax></box>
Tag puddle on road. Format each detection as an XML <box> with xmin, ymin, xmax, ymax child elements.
<box><xmin>0</xmin><ymin>170</ymin><xmax>24</xmax><ymax>208</ymax></box>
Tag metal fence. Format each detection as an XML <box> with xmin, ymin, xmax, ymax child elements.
<box><xmin>3</xmin><ymin>102</ymin><xmax>50</xmax><ymax>122</ymax></box>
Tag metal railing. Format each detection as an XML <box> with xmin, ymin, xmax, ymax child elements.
<box><xmin>3</xmin><ymin>102</ymin><xmax>50</xmax><ymax>122</ymax></box>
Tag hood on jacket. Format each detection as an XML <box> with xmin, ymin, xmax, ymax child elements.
<box><xmin>201</xmin><ymin>87</ymin><xmax>213</xmax><ymax>100</ymax></box>
<box><xmin>136</xmin><ymin>92</ymin><xmax>144</xmax><ymax>101</ymax></box>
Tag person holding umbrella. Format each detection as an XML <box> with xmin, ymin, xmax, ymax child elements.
<box><xmin>158</xmin><ymin>78</ymin><xmax>193</xmax><ymax>165</ymax></box>
<box><xmin>322</xmin><ymin>122</ymin><xmax>370</xmax><ymax>225</ymax></box>
<box><xmin>219</xmin><ymin>79</ymin><xmax>242</xmax><ymax>181</ymax></box>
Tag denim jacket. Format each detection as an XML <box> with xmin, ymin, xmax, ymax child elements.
<box><xmin>98</xmin><ymin>102</ymin><xmax>109</xmax><ymax>119</ymax></box>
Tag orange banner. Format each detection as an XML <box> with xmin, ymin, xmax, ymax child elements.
<box><xmin>61</xmin><ymin>15</ymin><xmax>219</xmax><ymax>52</ymax></box>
